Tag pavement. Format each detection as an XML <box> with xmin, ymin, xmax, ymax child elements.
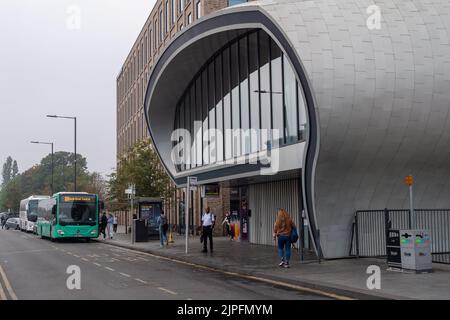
<box><xmin>0</xmin><ymin>228</ymin><xmax>328</xmax><ymax>300</ymax></box>
<box><xmin>95</xmin><ymin>226</ymin><xmax>450</xmax><ymax>300</ymax></box>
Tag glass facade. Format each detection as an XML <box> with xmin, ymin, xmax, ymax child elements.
<box><xmin>174</xmin><ymin>30</ymin><xmax>307</xmax><ymax>172</ymax></box>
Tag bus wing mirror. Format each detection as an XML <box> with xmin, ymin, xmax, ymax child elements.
<box><xmin>52</xmin><ymin>205</ymin><xmax>56</xmax><ymax>216</ymax></box>
<box><xmin>100</xmin><ymin>201</ymin><xmax>105</xmax><ymax>210</ymax></box>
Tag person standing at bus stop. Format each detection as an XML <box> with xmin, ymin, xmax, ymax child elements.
<box><xmin>113</xmin><ymin>214</ymin><xmax>118</xmax><ymax>233</ymax></box>
<box><xmin>107</xmin><ymin>214</ymin><xmax>114</xmax><ymax>239</ymax></box>
<box><xmin>156</xmin><ymin>211</ymin><xmax>168</xmax><ymax>247</ymax></box>
<box><xmin>100</xmin><ymin>212</ymin><xmax>108</xmax><ymax>240</ymax></box>
<box><xmin>201</xmin><ymin>207</ymin><xmax>215</xmax><ymax>253</ymax></box>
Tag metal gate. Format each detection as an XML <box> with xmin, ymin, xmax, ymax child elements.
<box><xmin>349</xmin><ymin>209</ymin><xmax>450</xmax><ymax>264</ymax></box>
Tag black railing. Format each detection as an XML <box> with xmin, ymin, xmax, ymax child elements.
<box><xmin>349</xmin><ymin>209</ymin><xmax>450</xmax><ymax>264</ymax></box>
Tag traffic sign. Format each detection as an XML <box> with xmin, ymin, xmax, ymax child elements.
<box><xmin>404</xmin><ymin>175</ymin><xmax>413</xmax><ymax>186</ymax></box>
<box><xmin>189</xmin><ymin>176</ymin><xmax>198</xmax><ymax>186</ymax></box>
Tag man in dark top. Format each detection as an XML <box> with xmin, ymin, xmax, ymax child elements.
<box><xmin>100</xmin><ymin>212</ymin><xmax>108</xmax><ymax>239</ymax></box>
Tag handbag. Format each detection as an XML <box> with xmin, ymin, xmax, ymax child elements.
<box><xmin>290</xmin><ymin>226</ymin><xmax>299</xmax><ymax>243</ymax></box>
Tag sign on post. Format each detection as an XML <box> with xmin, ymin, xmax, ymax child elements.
<box><xmin>185</xmin><ymin>176</ymin><xmax>197</xmax><ymax>254</ymax></box>
<box><xmin>404</xmin><ymin>175</ymin><xmax>415</xmax><ymax>228</ymax></box>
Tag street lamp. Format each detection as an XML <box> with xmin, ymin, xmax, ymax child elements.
<box><xmin>46</xmin><ymin>115</ymin><xmax>77</xmax><ymax>192</ymax></box>
<box><xmin>31</xmin><ymin>141</ymin><xmax>54</xmax><ymax>195</ymax></box>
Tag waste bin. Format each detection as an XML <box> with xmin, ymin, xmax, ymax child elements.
<box><xmin>134</xmin><ymin>219</ymin><xmax>148</xmax><ymax>242</ymax></box>
<box><xmin>400</xmin><ymin>229</ymin><xmax>432</xmax><ymax>273</ymax></box>
<box><xmin>387</xmin><ymin>229</ymin><xmax>402</xmax><ymax>269</ymax></box>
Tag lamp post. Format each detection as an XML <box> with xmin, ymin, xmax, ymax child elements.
<box><xmin>31</xmin><ymin>141</ymin><xmax>54</xmax><ymax>195</ymax></box>
<box><xmin>46</xmin><ymin>115</ymin><xmax>77</xmax><ymax>192</ymax></box>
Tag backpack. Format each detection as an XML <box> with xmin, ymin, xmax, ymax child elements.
<box><xmin>290</xmin><ymin>225</ymin><xmax>299</xmax><ymax>243</ymax></box>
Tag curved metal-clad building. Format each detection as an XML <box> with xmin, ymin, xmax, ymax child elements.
<box><xmin>144</xmin><ymin>0</ymin><xmax>450</xmax><ymax>258</ymax></box>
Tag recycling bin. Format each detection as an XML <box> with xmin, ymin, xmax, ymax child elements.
<box><xmin>400</xmin><ymin>229</ymin><xmax>432</xmax><ymax>273</ymax></box>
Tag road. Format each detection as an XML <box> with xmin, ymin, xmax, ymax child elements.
<box><xmin>0</xmin><ymin>229</ymin><xmax>328</xmax><ymax>300</ymax></box>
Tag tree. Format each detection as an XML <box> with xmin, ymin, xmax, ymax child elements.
<box><xmin>108</xmin><ymin>139</ymin><xmax>173</xmax><ymax>210</ymax></box>
<box><xmin>11</xmin><ymin>160</ymin><xmax>18</xmax><ymax>179</ymax></box>
<box><xmin>2</xmin><ymin>156</ymin><xmax>13</xmax><ymax>186</ymax></box>
<box><xmin>0</xmin><ymin>152</ymin><xmax>104</xmax><ymax>212</ymax></box>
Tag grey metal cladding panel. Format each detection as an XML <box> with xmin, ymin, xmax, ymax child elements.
<box><xmin>263</xmin><ymin>0</ymin><xmax>450</xmax><ymax>258</ymax></box>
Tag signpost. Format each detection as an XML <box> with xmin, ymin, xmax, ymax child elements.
<box><xmin>125</xmin><ymin>184</ymin><xmax>136</xmax><ymax>243</ymax></box>
<box><xmin>185</xmin><ymin>177</ymin><xmax>197</xmax><ymax>254</ymax></box>
<box><xmin>404</xmin><ymin>175</ymin><xmax>414</xmax><ymax>228</ymax></box>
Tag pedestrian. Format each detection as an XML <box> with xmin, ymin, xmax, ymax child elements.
<box><xmin>272</xmin><ymin>208</ymin><xmax>296</xmax><ymax>268</ymax></box>
<box><xmin>113</xmin><ymin>214</ymin><xmax>118</xmax><ymax>233</ymax></box>
<box><xmin>100</xmin><ymin>212</ymin><xmax>108</xmax><ymax>240</ymax></box>
<box><xmin>156</xmin><ymin>211</ymin><xmax>168</xmax><ymax>247</ymax></box>
<box><xmin>1</xmin><ymin>215</ymin><xmax>6</xmax><ymax>230</ymax></box>
<box><xmin>107</xmin><ymin>214</ymin><xmax>114</xmax><ymax>239</ymax></box>
<box><xmin>222</xmin><ymin>211</ymin><xmax>233</xmax><ymax>240</ymax></box>
<box><xmin>201</xmin><ymin>207</ymin><xmax>215</xmax><ymax>253</ymax></box>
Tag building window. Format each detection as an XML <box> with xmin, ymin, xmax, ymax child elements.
<box><xmin>160</xmin><ymin>10</ymin><xmax>163</xmax><ymax>41</ymax></box>
<box><xmin>228</xmin><ymin>0</ymin><xmax>248</xmax><ymax>6</ymax></box>
<box><xmin>196</xmin><ymin>1</ymin><xmax>201</xmax><ymax>19</ymax></box>
<box><xmin>173</xmin><ymin>30</ymin><xmax>307</xmax><ymax>173</ymax></box>
<box><xmin>187</xmin><ymin>13</ymin><xmax>192</xmax><ymax>25</ymax></box>
<box><xmin>172</xmin><ymin>0</ymin><xmax>176</xmax><ymax>24</ymax></box>
<box><xmin>165</xmin><ymin>1</ymin><xmax>169</xmax><ymax>34</ymax></box>
<box><xmin>179</xmin><ymin>0</ymin><xmax>184</xmax><ymax>13</ymax></box>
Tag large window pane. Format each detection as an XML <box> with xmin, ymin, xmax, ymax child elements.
<box><xmin>248</xmin><ymin>31</ymin><xmax>260</xmax><ymax>154</ymax></box>
<box><xmin>284</xmin><ymin>56</ymin><xmax>298</xmax><ymax>144</ymax></box>
<box><xmin>202</xmin><ymin>70</ymin><xmax>209</xmax><ymax>165</ymax></box>
<box><xmin>215</xmin><ymin>55</ymin><xmax>224</xmax><ymax>163</ymax></box>
<box><xmin>223</xmin><ymin>47</ymin><xmax>232</xmax><ymax>160</ymax></box>
<box><xmin>298</xmin><ymin>82</ymin><xmax>307</xmax><ymax>141</ymax></box>
<box><xmin>191</xmin><ymin>85</ymin><xmax>198</xmax><ymax>168</ymax></box>
<box><xmin>259</xmin><ymin>31</ymin><xmax>271</xmax><ymax>151</ymax></box>
<box><xmin>184</xmin><ymin>93</ymin><xmax>191</xmax><ymax>170</ymax></box>
<box><xmin>208</xmin><ymin>63</ymin><xmax>216</xmax><ymax>164</ymax></box>
<box><xmin>195</xmin><ymin>77</ymin><xmax>203</xmax><ymax>167</ymax></box>
<box><xmin>239</xmin><ymin>35</ymin><xmax>250</xmax><ymax>155</ymax></box>
<box><xmin>230</xmin><ymin>42</ymin><xmax>241</xmax><ymax>157</ymax></box>
<box><xmin>271</xmin><ymin>38</ymin><xmax>283</xmax><ymax>147</ymax></box>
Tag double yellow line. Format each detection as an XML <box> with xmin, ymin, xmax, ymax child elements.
<box><xmin>0</xmin><ymin>264</ymin><xmax>18</xmax><ymax>300</ymax></box>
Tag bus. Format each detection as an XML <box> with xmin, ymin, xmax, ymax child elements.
<box><xmin>19</xmin><ymin>195</ymin><xmax>50</xmax><ymax>233</ymax></box>
<box><xmin>36</xmin><ymin>192</ymin><xmax>100</xmax><ymax>241</ymax></box>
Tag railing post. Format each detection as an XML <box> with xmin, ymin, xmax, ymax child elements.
<box><xmin>355</xmin><ymin>213</ymin><xmax>360</xmax><ymax>258</ymax></box>
<box><xmin>384</xmin><ymin>208</ymin><xmax>390</xmax><ymax>255</ymax></box>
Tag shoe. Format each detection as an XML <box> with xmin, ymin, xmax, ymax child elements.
<box><xmin>278</xmin><ymin>260</ymin><xmax>285</xmax><ymax>267</ymax></box>
<box><xmin>201</xmin><ymin>249</ymin><xmax>207</xmax><ymax>253</ymax></box>
<box><xmin>283</xmin><ymin>262</ymin><xmax>290</xmax><ymax>268</ymax></box>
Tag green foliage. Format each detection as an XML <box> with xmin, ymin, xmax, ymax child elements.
<box><xmin>0</xmin><ymin>152</ymin><xmax>106</xmax><ymax>212</ymax></box>
<box><xmin>108</xmin><ymin>139</ymin><xmax>174</xmax><ymax>211</ymax></box>
<box><xmin>2</xmin><ymin>156</ymin><xmax>14</xmax><ymax>186</ymax></box>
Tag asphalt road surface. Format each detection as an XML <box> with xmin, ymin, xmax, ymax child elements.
<box><xmin>0</xmin><ymin>228</ymin><xmax>329</xmax><ymax>300</ymax></box>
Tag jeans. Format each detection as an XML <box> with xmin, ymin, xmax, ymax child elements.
<box><xmin>159</xmin><ymin>226</ymin><xmax>167</xmax><ymax>246</ymax></box>
<box><xmin>202</xmin><ymin>226</ymin><xmax>213</xmax><ymax>251</ymax></box>
<box><xmin>277</xmin><ymin>235</ymin><xmax>291</xmax><ymax>262</ymax></box>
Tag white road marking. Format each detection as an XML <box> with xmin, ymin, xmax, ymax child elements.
<box><xmin>119</xmin><ymin>272</ymin><xmax>131</xmax><ymax>278</ymax></box>
<box><xmin>104</xmin><ymin>267</ymin><xmax>115</xmax><ymax>272</ymax></box>
<box><xmin>135</xmin><ymin>278</ymin><xmax>148</xmax><ymax>284</ymax></box>
<box><xmin>81</xmin><ymin>258</ymin><xmax>89</xmax><ymax>262</ymax></box>
<box><xmin>0</xmin><ymin>279</ymin><xmax>7</xmax><ymax>300</ymax></box>
<box><xmin>66</xmin><ymin>252</ymin><xmax>73</xmax><ymax>255</ymax></box>
<box><xmin>93</xmin><ymin>263</ymin><xmax>102</xmax><ymax>267</ymax></box>
<box><xmin>158</xmin><ymin>287</ymin><xmax>177</xmax><ymax>295</ymax></box>
<box><xmin>73</xmin><ymin>254</ymin><xmax>80</xmax><ymax>258</ymax></box>
<box><xmin>0</xmin><ymin>265</ymin><xmax>18</xmax><ymax>300</ymax></box>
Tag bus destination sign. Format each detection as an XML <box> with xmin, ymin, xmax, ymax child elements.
<box><xmin>62</xmin><ymin>195</ymin><xmax>96</xmax><ymax>202</ymax></box>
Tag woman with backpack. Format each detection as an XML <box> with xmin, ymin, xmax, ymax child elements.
<box><xmin>273</xmin><ymin>208</ymin><xmax>296</xmax><ymax>268</ymax></box>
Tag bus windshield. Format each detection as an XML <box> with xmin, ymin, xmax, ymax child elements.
<box><xmin>59</xmin><ymin>196</ymin><xmax>97</xmax><ymax>226</ymax></box>
<box><xmin>28</xmin><ymin>200</ymin><xmax>39</xmax><ymax>220</ymax></box>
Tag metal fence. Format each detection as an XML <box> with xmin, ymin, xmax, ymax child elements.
<box><xmin>349</xmin><ymin>209</ymin><xmax>450</xmax><ymax>264</ymax></box>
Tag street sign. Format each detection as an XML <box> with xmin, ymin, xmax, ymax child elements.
<box><xmin>404</xmin><ymin>175</ymin><xmax>413</xmax><ymax>186</ymax></box>
<box><xmin>189</xmin><ymin>176</ymin><xmax>198</xmax><ymax>186</ymax></box>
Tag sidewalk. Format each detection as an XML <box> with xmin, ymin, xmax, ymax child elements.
<box><xmin>97</xmin><ymin>228</ymin><xmax>450</xmax><ymax>300</ymax></box>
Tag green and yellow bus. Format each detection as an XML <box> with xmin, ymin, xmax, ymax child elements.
<box><xmin>36</xmin><ymin>192</ymin><xmax>100</xmax><ymax>241</ymax></box>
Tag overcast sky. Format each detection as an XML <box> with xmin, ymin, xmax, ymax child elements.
<box><xmin>0</xmin><ymin>0</ymin><xmax>156</xmax><ymax>180</ymax></box>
